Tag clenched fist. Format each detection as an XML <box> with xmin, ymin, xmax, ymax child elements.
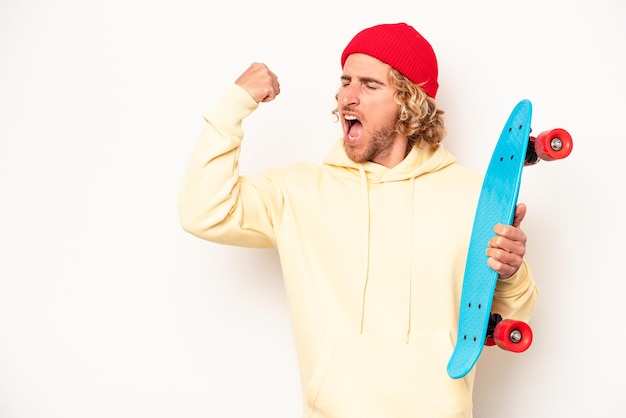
<box><xmin>235</xmin><ymin>62</ymin><xmax>281</xmax><ymax>103</ymax></box>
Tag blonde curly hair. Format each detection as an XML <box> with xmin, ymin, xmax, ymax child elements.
<box><xmin>389</xmin><ymin>68</ymin><xmax>446</xmax><ymax>150</ymax></box>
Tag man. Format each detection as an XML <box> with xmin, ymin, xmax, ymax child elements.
<box><xmin>178</xmin><ymin>22</ymin><xmax>537</xmax><ymax>418</ymax></box>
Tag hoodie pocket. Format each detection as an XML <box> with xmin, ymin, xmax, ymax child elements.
<box><xmin>306</xmin><ymin>330</ymin><xmax>472</xmax><ymax>418</ymax></box>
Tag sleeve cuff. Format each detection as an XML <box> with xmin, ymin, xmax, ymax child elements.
<box><xmin>203</xmin><ymin>83</ymin><xmax>259</xmax><ymax>128</ymax></box>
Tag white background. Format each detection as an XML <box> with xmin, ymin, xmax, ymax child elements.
<box><xmin>1</xmin><ymin>0</ymin><xmax>624</xmax><ymax>417</ymax></box>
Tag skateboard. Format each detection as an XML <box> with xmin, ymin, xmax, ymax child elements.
<box><xmin>446</xmin><ymin>99</ymin><xmax>573</xmax><ymax>379</ymax></box>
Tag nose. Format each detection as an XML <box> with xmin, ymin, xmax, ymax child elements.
<box><xmin>340</xmin><ymin>83</ymin><xmax>360</xmax><ymax>107</ymax></box>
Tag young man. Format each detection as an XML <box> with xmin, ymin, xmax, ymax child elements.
<box><xmin>178</xmin><ymin>22</ymin><xmax>537</xmax><ymax>418</ymax></box>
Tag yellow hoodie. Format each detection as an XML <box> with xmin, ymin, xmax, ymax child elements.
<box><xmin>178</xmin><ymin>84</ymin><xmax>538</xmax><ymax>418</ymax></box>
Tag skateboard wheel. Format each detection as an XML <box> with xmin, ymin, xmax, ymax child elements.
<box><xmin>534</xmin><ymin>128</ymin><xmax>573</xmax><ymax>161</ymax></box>
<box><xmin>493</xmin><ymin>319</ymin><xmax>533</xmax><ymax>353</ymax></box>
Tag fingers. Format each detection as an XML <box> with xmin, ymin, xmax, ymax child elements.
<box><xmin>486</xmin><ymin>246</ymin><xmax>524</xmax><ymax>279</ymax></box>
<box><xmin>487</xmin><ymin>203</ymin><xmax>528</xmax><ymax>279</ymax></box>
<box><xmin>263</xmin><ymin>84</ymin><xmax>279</xmax><ymax>103</ymax></box>
<box><xmin>235</xmin><ymin>62</ymin><xmax>281</xmax><ymax>103</ymax></box>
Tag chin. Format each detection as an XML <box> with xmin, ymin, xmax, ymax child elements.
<box><xmin>344</xmin><ymin>146</ymin><xmax>367</xmax><ymax>164</ymax></box>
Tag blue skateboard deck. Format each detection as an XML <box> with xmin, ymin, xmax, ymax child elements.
<box><xmin>447</xmin><ymin>99</ymin><xmax>533</xmax><ymax>379</ymax></box>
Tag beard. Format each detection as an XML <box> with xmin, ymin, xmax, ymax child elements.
<box><xmin>344</xmin><ymin>124</ymin><xmax>398</xmax><ymax>164</ymax></box>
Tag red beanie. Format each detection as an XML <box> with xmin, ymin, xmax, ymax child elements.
<box><xmin>341</xmin><ymin>23</ymin><xmax>439</xmax><ymax>98</ymax></box>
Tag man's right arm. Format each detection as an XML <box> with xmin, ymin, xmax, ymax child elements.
<box><xmin>178</xmin><ymin>64</ymin><xmax>282</xmax><ymax>247</ymax></box>
<box><xmin>177</xmin><ymin>82</ymin><xmax>256</xmax><ymax>234</ymax></box>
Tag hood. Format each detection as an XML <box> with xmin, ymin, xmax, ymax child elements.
<box><xmin>323</xmin><ymin>138</ymin><xmax>456</xmax><ymax>182</ymax></box>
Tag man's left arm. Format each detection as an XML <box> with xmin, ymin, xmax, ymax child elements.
<box><xmin>488</xmin><ymin>203</ymin><xmax>539</xmax><ymax>322</ymax></box>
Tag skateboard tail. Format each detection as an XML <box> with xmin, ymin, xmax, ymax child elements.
<box><xmin>447</xmin><ymin>100</ymin><xmax>533</xmax><ymax>380</ymax></box>
<box><xmin>447</xmin><ymin>346</ymin><xmax>482</xmax><ymax>379</ymax></box>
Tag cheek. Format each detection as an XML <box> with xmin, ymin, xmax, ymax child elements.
<box><xmin>373</xmin><ymin>104</ymin><xmax>400</xmax><ymax>127</ymax></box>
<box><xmin>370</xmin><ymin>94</ymin><xmax>399</xmax><ymax>116</ymax></box>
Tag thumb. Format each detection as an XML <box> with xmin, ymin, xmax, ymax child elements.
<box><xmin>512</xmin><ymin>203</ymin><xmax>527</xmax><ymax>227</ymax></box>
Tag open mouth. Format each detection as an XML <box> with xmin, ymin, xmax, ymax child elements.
<box><xmin>344</xmin><ymin>114</ymin><xmax>363</xmax><ymax>142</ymax></box>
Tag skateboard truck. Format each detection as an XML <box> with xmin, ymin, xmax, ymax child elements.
<box><xmin>484</xmin><ymin>313</ymin><xmax>502</xmax><ymax>346</ymax></box>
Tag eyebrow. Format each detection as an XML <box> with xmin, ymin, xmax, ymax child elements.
<box><xmin>341</xmin><ymin>75</ymin><xmax>386</xmax><ymax>86</ymax></box>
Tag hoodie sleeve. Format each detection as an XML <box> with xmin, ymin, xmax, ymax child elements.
<box><xmin>177</xmin><ymin>84</ymin><xmax>279</xmax><ymax>248</ymax></box>
<box><xmin>491</xmin><ymin>261</ymin><xmax>538</xmax><ymax>322</ymax></box>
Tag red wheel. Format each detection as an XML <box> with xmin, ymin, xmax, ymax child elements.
<box><xmin>493</xmin><ymin>319</ymin><xmax>533</xmax><ymax>353</ymax></box>
<box><xmin>534</xmin><ymin>128</ymin><xmax>573</xmax><ymax>161</ymax></box>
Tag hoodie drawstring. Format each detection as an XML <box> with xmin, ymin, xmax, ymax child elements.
<box><xmin>358</xmin><ymin>164</ymin><xmax>371</xmax><ymax>334</ymax></box>
<box><xmin>406</xmin><ymin>176</ymin><xmax>416</xmax><ymax>343</ymax></box>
